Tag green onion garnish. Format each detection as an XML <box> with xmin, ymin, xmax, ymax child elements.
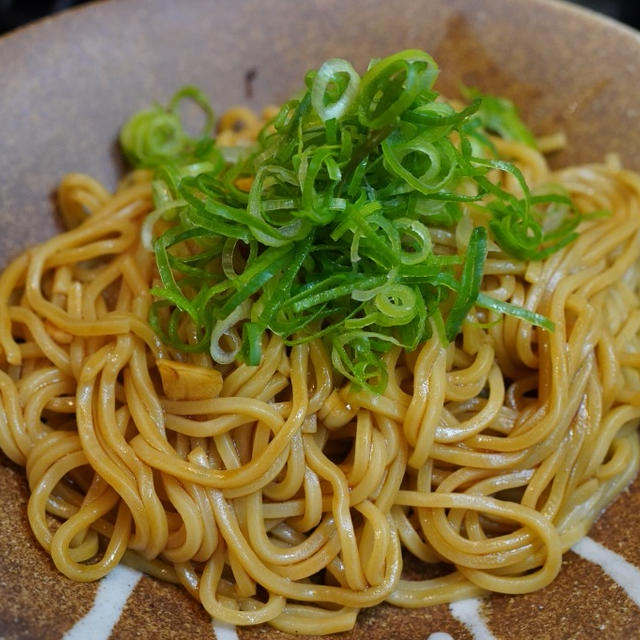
<box><xmin>461</xmin><ymin>85</ymin><xmax>538</xmax><ymax>148</ymax></box>
<box><xmin>120</xmin><ymin>50</ymin><xmax>582</xmax><ymax>392</ymax></box>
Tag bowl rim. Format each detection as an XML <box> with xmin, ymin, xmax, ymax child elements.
<box><xmin>1</xmin><ymin>0</ymin><xmax>639</xmax><ymax>51</ymax></box>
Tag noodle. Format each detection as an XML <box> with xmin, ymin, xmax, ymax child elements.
<box><xmin>1</xmin><ymin>104</ymin><xmax>640</xmax><ymax>635</ymax></box>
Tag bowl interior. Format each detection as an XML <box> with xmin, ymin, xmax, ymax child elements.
<box><xmin>1</xmin><ymin>1</ymin><xmax>640</xmax><ymax>638</ymax></box>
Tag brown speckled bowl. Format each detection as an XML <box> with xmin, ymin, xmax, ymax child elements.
<box><xmin>1</xmin><ymin>1</ymin><xmax>640</xmax><ymax>638</ymax></box>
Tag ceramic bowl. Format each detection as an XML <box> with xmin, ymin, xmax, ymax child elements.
<box><xmin>1</xmin><ymin>1</ymin><xmax>639</xmax><ymax>638</ymax></box>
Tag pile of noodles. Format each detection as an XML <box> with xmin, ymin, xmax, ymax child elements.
<box><xmin>1</xmin><ymin>109</ymin><xmax>640</xmax><ymax>634</ymax></box>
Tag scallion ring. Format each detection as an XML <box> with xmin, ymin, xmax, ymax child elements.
<box><xmin>311</xmin><ymin>58</ymin><xmax>361</xmax><ymax>122</ymax></box>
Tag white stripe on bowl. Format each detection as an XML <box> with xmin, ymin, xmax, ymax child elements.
<box><xmin>212</xmin><ymin>619</ymin><xmax>239</xmax><ymax>640</ymax></box>
<box><xmin>449</xmin><ymin>597</ymin><xmax>495</xmax><ymax>640</ymax></box>
<box><xmin>62</xmin><ymin>565</ymin><xmax>142</xmax><ymax>640</ymax></box>
<box><xmin>572</xmin><ymin>536</ymin><xmax>640</xmax><ymax>607</ymax></box>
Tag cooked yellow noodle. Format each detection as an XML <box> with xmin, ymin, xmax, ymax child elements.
<box><xmin>1</xmin><ymin>120</ymin><xmax>640</xmax><ymax>635</ymax></box>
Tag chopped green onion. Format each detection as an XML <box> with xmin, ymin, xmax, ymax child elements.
<box><xmin>476</xmin><ymin>293</ymin><xmax>555</xmax><ymax>332</ymax></box>
<box><xmin>124</xmin><ymin>50</ymin><xmax>583</xmax><ymax>393</ymax></box>
<box><xmin>311</xmin><ymin>58</ymin><xmax>361</xmax><ymax>122</ymax></box>
<box><xmin>445</xmin><ymin>226</ymin><xmax>487</xmax><ymax>341</ymax></box>
<box><xmin>461</xmin><ymin>86</ymin><xmax>537</xmax><ymax>147</ymax></box>
<box><xmin>120</xmin><ymin>86</ymin><xmax>217</xmax><ymax>168</ymax></box>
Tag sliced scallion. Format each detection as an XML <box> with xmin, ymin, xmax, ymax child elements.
<box><xmin>123</xmin><ymin>50</ymin><xmax>584</xmax><ymax>393</ymax></box>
